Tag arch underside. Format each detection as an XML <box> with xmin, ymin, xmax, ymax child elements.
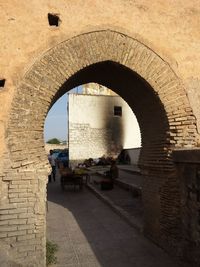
<box><xmin>9</xmin><ymin>30</ymin><xmax>197</xmax><ymax>167</ymax></box>
<box><xmin>2</xmin><ymin>30</ymin><xmax>198</xmax><ymax>264</ymax></box>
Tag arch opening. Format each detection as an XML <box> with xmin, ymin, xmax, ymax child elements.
<box><xmin>42</xmin><ymin>60</ymin><xmax>177</xmax><ymax>250</ymax></box>
<box><xmin>52</xmin><ymin>60</ymin><xmax>171</xmax><ymax>171</ymax></box>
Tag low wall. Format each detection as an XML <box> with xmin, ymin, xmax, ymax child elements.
<box><xmin>45</xmin><ymin>144</ymin><xmax>68</xmax><ymax>154</ymax></box>
<box><xmin>173</xmin><ymin>149</ymin><xmax>200</xmax><ymax>266</ymax></box>
<box><xmin>126</xmin><ymin>148</ymin><xmax>141</xmax><ymax>165</ymax></box>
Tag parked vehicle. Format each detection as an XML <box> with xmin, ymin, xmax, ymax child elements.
<box><xmin>51</xmin><ymin>150</ymin><xmax>60</xmax><ymax>160</ymax></box>
<box><xmin>56</xmin><ymin>151</ymin><xmax>69</xmax><ymax>168</ymax></box>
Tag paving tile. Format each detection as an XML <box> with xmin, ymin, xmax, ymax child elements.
<box><xmin>47</xmin><ymin>178</ymin><xmax>180</xmax><ymax>267</ymax></box>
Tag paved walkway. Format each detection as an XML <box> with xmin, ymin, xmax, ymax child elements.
<box><xmin>87</xmin><ymin>174</ymin><xmax>143</xmax><ymax>231</ymax></box>
<box><xmin>87</xmin><ymin>164</ymin><xmax>143</xmax><ymax>230</ymax></box>
<box><xmin>47</xmin><ymin>179</ymin><xmax>180</xmax><ymax>267</ymax></box>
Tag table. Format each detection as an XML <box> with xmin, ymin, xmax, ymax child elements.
<box><xmin>74</xmin><ymin>168</ymin><xmax>91</xmax><ymax>184</ymax></box>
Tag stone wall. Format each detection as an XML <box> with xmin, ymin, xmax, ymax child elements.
<box><xmin>82</xmin><ymin>83</ymin><xmax>117</xmax><ymax>96</ymax></box>
<box><xmin>173</xmin><ymin>150</ymin><xmax>200</xmax><ymax>266</ymax></box>
<box><xmin>0</xmin><ymin>1</ymin><xmax>200</xmax><ymax>265</ymax></box>
<box><xmin>0</xmin><ymin>28</ymin><xmax>198</xmax><ymax>267</ymax></box>
<box><xmin>126</xmin><ymin>148</ymin><xmax>141</xmax><ymax>165</ymax></box>
<box><xmin>68</xmin><ymin>94</ymin><xmax>141</xmax><ymax>163</ymax></box>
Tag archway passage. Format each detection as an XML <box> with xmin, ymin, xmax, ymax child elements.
<box><xmin>2</xmin><ymin>30</ymin><xmax>197</xmax><ymax>265</ymax></box>
<box><xmin>57</xmin><ymin>61</ymin><xmax>171</xmax><ymax>169</ymax></box>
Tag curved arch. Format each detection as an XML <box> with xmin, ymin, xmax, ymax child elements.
<box><xmin>7</xmin><ymin>30</ymin><xmax>197</xmax><ymax>170</ymax></box>
<box><xmin>56</xmin><ymin>60</ymin><xmax>172</xmax><ymax>170</ymax></box>
<box><xmin>3</xmin><ymin>30</ymin><xmax>198</xmax><ymax>264</ymax></box>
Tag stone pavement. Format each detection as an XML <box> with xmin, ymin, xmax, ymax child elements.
<box><xmin>47</xmin><ymin>179</ymin><xmax>181</xmax><ymax>267</ymax></box>
<box><xmin>86</xmin><ymin>164</ymin><xmax>143</xmax><ymax>230</ymax></box>
<box><xmin>87</xmin><ymin>174</ymin><xmax>143</xmax><ymax>231</ymax></box>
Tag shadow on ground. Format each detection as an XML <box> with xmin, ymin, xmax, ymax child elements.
<box><xmin>46</xmin><ymin>176</ymin><xmax>182</xmax><ymax>267</ymax></box>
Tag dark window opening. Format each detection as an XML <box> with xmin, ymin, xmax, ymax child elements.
<box><xmin>0</xmin><ymin>79</ymin><xmax>6</xmax><ymax>88</ymax></box>
<box><xmin>114</xmin><ymin>106</ymin><xmax>122</xmax><ymax>116</ymax></box>
<box><xmin>48</xmin><ymin>13</ymin><xmax>60</xmax><ymax>27</ymax></box>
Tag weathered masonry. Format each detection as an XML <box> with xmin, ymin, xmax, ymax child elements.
<box><xmin>68</xmin><ymin>92</ymin><xmax>141</xmax><ymax>165</ymax></box>
<box><xmin>1</xmin><ymin>1</ymin><xmax>200</xmax><ymax>266</ymax></box>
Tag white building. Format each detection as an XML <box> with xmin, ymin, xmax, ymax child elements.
<box><xmin>68</xmin><ymin>84</ymin><xmax>141</xmax><ymax>164</ymax></box>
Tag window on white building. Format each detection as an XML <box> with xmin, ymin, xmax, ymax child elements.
<box><xmin>114</xmin><ymin>106</ymin><xmax>122</xmax><ymax>116</ymax></box>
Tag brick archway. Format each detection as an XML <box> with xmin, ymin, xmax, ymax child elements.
<box><xmin>2</xmin><ymin>30</ymin><xmax>198</xmax><ymax>265</ymax></box>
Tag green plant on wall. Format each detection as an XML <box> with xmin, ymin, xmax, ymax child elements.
<box><xmin>46</xmin><ymin>240</ymin><xmax>58</xmax><ymax>266</ymax></box>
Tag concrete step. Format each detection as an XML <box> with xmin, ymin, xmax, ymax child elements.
<box><xmin>117</xmin><ymin>164</ymin><xmax>141</xmax><ymax>175</ymax></box>
<box><xmin>86</xmin><ymin>181</ymin><xmax>143</xmax><ymax>233</ymax></box>
<box><xmin>115</xmin><ymin>179</ymin><xmax>142</xmax><ymax>197</ymax></box>
<box><xmin>87</xmin><ymin>165</ymin><xmax>142</xmax><ymax>198</ymax></box>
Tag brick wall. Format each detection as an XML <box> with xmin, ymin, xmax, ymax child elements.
<box><xmin>0</xmin><ymin>30</ymin><xmax>198</xmax><ymax>265</ymax></box>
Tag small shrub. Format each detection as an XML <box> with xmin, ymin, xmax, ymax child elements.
<box><xmin>46</xmin><ymin>240</ymin><xmax>58</xmax><ymax>266</ymax></box>
<box><xmin>46</xmin><ymin>138</ymin><xmax>61</xmax><ymax>144</ymax></box>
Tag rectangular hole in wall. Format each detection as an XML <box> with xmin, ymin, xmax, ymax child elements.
<box><xmin>114</xmin><ymin>106</ymin><xmax>122</xmax><ymax>116</ymax></box>
<box><xmin>48</xmin><ymin>13</ymin><xmax>60</xmax><ymax>26</ymax></box>
<box><xmin>0</xmin><ymin>79</ymin><xmax>6</xmax><ymax>88</ymax></box>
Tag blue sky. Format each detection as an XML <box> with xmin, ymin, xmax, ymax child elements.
<box><xmin>44</xmin><ymin>94</ymin><xmax>68</xmax><ymax>142</ymax></box>
<box><xmin>44</xmin><ymin>86</ymin><xmax>82</xmax><ymax>142</ymax></box>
